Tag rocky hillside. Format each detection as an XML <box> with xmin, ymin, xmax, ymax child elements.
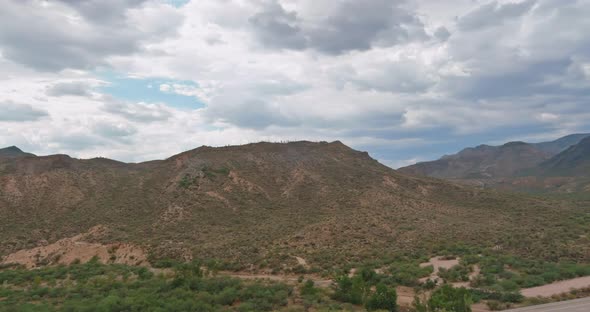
<box><xmin>1</xmin><ymin>141</ymin><xmax>588</xmax><ymax>270</ymax></box>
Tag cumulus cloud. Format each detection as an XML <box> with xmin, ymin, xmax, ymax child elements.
<box><xmin>249</xmin><ymin>1</ymin><xmax>307</xmax><ymax>50</ymax></box>
<box><xmin>93</xmin><ymin>121</ymin><xmax>138</xmax><ymax>138</ymax></box>
<box><xmin>0</xmin><ymin>101</ymin><xmax>49</xmax><ymax>122</ymax></box>
<box><xmin>101</xmin><ymin>97</ymin><xmax>173</xmax><ymax>122</ymax></box>
<box><xmin>56</xmin><ymin>0</ymin><xmax>148</xmax><ymax>23</ymax></box>
<box><xmin>0</xmin><ymin>0</ymin><xmax>589</xmax><ymax>165</ymax></box>
<box><xmin>0</xmin><ymin>0</ymin><xmax>183</xmax><ymax>71</ymax></box>
<box><xmin>457</xmin><ymin>0</ymin><xmax>536</xmax><ymax>31</ymax></box>
<box><xmin>46</xmin><ymin>81</ymin><xmax>94</xmax><ymax>97</ymax></box>
<box><xmin>248</xmin><ymin>0</ymin><xmax>430</xmax><ymax>54</ymax></box>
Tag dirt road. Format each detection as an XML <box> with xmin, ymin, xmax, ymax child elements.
<box><xmin>521</xmin><ymin>276</ymin><xmax>590</xmax><ymax>297</ymax></box>
<box><xmin>504</xmin><ymin>297</ymin><xmax>590</xmax><ymax>311</ymax></box>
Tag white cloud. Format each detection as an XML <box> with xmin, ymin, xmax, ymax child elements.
<box><xmin>0</xmin><ymin>101</ymin><xmax>48</xmax><ymax>121</ymax></box>
<box><xmin>0</xmin><ymin>0</ymin><xmax>589</xmax><ymax>165</ymax></box>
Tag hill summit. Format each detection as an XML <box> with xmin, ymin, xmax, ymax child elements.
<box><xmin>0</xmin><ymin>146</ymin><xmax>35</xmax><ymax>158</ymax></box>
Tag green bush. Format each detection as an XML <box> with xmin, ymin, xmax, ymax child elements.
<box><xmin>365</xmin><ymin>283</ymin><xmax>397</xmax><ymax>312</ymax></box>
<box><xmin>414</xmin><ymin>285</ymin><xmax>472</xmax><ymax>312</ymax></box>
<box><xmin>300</xmin><ymin>279</ymin><xmax>317</xmax><ymax>297</ymax></box>
<box><xmin>332</xmin><ymin>275</ymin><xmax>366</xmax><ymax>305</ymax></box>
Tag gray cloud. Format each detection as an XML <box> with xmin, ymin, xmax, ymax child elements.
<box><xmin>46</xmin><ymin>81</ymin><xmax>94</xmax><ymax>97</ymax></box>
<box><xmin>51</xmin><ymin>133</ymin><xmax>106</xmax><ymax>150</ymax></box>
<box><xmin>249</xmin><ymin>1</ymin><xmax>307</xmax><ymax>50</ymax></box>
<box><xmin>94</xmin><ymin>121</ymin><xmax>137</xmax><ymax>137</ymax></box>
<box><xmin>0</xmin><ymin>101</ymin><xmax>48</xmax><ymax>122</ymax></box>
<box><xmin>434</xmin><ymin>26</ymin><xmax>451</xmax><ymax>42</ymax></box>
<box><xmin>0</xmin><ymin>1</ymin><xmax>182</xmax><ymax>71</ymax></box>
<box><xmin>56</xmin><ymin>0</ymin><xmax>148</xmax><ymax>23</ymax></box>
<box><xmin>347</xmin><ymin>60</ymin><xmax>436</xmax><ymax>93</ymax></box>
<box><xmin>249</xmin><ymin>0</ymin><xmax>429</xmax><ymax>54</ymax></box>
<box><xmin>444</xmin><ymin>0</ymin><xmax>590</xmax><ymax>105</ymax></box>
<box><xmin>205</xmin><ymin>98</ymin><xmax>299</xmax><ymax>129</ymax></box>
<box><xmin>101</xmin><ymin>97</ymin><xmax>173</xmax><ymax>123</ymax></box>
<box><xmin>307</xmin><ymin>0</ymin><xmax>428</xmax><ymax>54</ymax></box>
<box><xmin>457</xmin><ymin>0</ymin><xmax>536</xmax><ymax>31</ymax></box>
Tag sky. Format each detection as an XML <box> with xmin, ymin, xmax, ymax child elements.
<box><xmin>0</xmin><ymin>0</ymin><xmax>589</xmax><ymax>168</ymax></box>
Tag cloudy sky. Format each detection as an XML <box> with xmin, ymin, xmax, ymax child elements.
<box><xmin>1</xmin><ymin>0</ymin><xmax>589</xmax><ymax>167</ymax></box>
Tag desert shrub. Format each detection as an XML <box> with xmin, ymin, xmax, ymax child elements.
<box><xmin>331</xmin><ymin>275</ymin><xmax>366</xmax><ymax>305</ymax></box>
<box><xmin>414</xmin><ymin>285</ymin><xmax>472</xmax><ymax>312</ymax></box>
<box><xmin>486</xmin><ymin>300</ymin><xmax>515</xmax><ymax>311</ymax></box>
<box><xmin>300</xmin><ymin>279</ymin><xmax>318</xmax><ymax>297</ymax></box>
<box><xmin>438</xmin><ymin>265</ymin><xmax>470</xmax><ymax>282</ymax></box>
<box><xmin>385</xmin><ymin>261</ymin><xmax>433</xmax><ymax>287</ymax></box>
<box><xmin>470</xmin><ymin>289</ymin><xmax>523</xmax><ymax>303</ymax></box>
<box><xmin>365</xmin><ymin>283</ymin><xmax>397</xmax><ymax>312</ymax></box>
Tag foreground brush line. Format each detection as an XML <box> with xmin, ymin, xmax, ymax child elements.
<box><xmin>3</xmin><ymin>253</ymin><xmax>588</xmax><ymax>311</ymax></box>
<box><xmin>0</xmin><ymin>260</ymin><xmax>486</xmax><ymax>312</ymax></box>
<box><xmin>0</xmin><ymin>260</ymin><xmax>407</xmax><ymax>311</ymax></box>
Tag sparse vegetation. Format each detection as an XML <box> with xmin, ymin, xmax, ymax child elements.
<box><xmin>468</xmin><ymin>253</ymin><xmax>590</xmax><ymax>291</ymax></box>
<box><xmin>413</xmin><ymin>285</ymin><xmax>472</xmax><ymax>312</ymax></box>
<box><xmin>0</xmin><ymin>261</ymin><xmax>292</xmax><ymax>311</ymax></box>
<box><xmin>331</xmin><ymin>269</ymin><xmax>398</xmax><ymax>311</ymax></box>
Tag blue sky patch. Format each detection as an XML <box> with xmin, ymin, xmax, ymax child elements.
<box><xmin>163</xmin><ymin>0</ymin><xmax>191</xmax><ymax>8</ymax></box>
<box><xmin>96</xmin><ymin>71</ymin><xmax>204</xmax><ymax>110</ymax></box>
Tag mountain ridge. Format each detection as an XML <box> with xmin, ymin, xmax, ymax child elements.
<box><xmin>399</xmin><ymin>134</ymin><xmax>589</xmax><ymax>177</ymax></box>
<box><xmin>399</xmin><ymin>133</ymin><xmax>590</xmax><ymax>193</ymax></box>
<box><xmin>2</xmin><ymin>140</ymin><xmax>587</xmax><ymax>270</ymax></box>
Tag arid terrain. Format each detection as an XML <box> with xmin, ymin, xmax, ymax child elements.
<box><xmin>2</xmin><ymin>141</ymin><xmax>589</xmax><ymax>268</ymax></box>
<box><xmin>1</xmin><ymin>141</ymin><xmax>589</xmax><ymax>311</ymax></box>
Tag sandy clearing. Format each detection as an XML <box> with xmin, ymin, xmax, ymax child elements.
<box><xmin>452</xmin><ymin>264</ymin><xmax>480</xmax><ymax>288</ymax></box>
<box><xmin>521</xmin><ymin>276</ymin><xmax>590</xmax><ymax>297</ymax></box>
<box><xmin>1</xmin><ymin>226</ymin><xmax>148</xmax><ymax>268</ymax></box>
<box><xmin>419</xmin><ymin>256</ymin><xmax>460</xmax><ymax>284</ymax></box>
<box><xmin>396</xmin><ymin>286</ymin><xmax>416</xmax><ymax>306</ymax></box>
<box><xmin>294</xmin><ymin>256</ymin><xmax>309</xmax><ymax>269</ymax></box>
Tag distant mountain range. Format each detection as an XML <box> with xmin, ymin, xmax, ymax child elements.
<box><xmin>399</xmin><ymin>134</ymin><xmax>590</xmax><ymax>193</ymax></box>
<box><xmin>535</xmin><ymin>136</ymin><xmax>590</xmax><ymax>177</ymax></box>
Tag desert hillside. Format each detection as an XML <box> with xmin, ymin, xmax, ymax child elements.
<box><xmin>1</xmin><ymin>141</ymin><xmax>588</xmax><ymax>271</ymax></box>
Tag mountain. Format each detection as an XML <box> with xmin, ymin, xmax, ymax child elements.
<box><xmin>0</xmin><ymin>146</ymin><xmax>36</xmax><ymax>158</ymax></box>
<box><xmin>533</xmin><ymin>133</ymin><xmax>590</xmax><ymax>155</ymax></box>
<box><xmin>399</xmin><ymin>141</ymin><xmax>552</xmax><ymax>179</ymax></box>
<box><xmin>1</xmin><ymin>141</ymin><xmax>588</xmax><ymax>270</ymax></box>
<box><xmin>399</xmin><ymin>134</ymin><xmax>589</xmax><ymax>179</ymax></box>
<box><xmin>535</xmin><ymin>136</ymin><xmax>590</xmax><ymax>177</ymax></box>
